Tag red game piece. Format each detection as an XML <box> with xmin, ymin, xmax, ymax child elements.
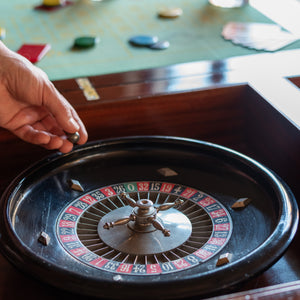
<box><xmin>17</xmin><ymin>44</ymin><xmax>51</xmax><ymax>63</ymax></box>
<box><xmin>34</xmin><ymin>1</ymin><xmax>73</xmax><ymax>12</ymax></box>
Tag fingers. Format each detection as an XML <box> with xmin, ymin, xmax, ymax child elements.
<box><xmin>13</xmin><ymin>124</ymin><xmax>67</xmax><ymax>152</ymax></box>
<box><xmin>42</xmin><ymin>82</ymin><xmax>88</xmax><ymax>145</ymax></box>
<box><xmin>13</xmin><ymin>124</ymin><xmax>78</xmax><ymax>153</ymax></box>
<box><xmin>19</xmin><ymin>75</ymin><xmax>88</xmax><ymax>150</ymax></box>
<box><xmin>14</xmin><ymin>125</ymin><xmax>52</xmax><ymax>145</ymax></box>
<box><xmin>70</xmin><ymin>109</ymin><xmax>88</xmax><ymax>145</ymax></box>
<box><xmin>0</xmin><ymin>43</ymin><xmax>88</xmax><ymax>152</ymax></box>
<box><xmin>10</xmin><ymin>110</ymin><xmax>82</xmax><ymax>153</ymax></box>
<box><xmin>58</xmin><ymin>139</ymin><xmax>75</xmax><ymax>153</ymax></box>
<box><xmin>11</xmin><ymin>60</ymin><xmax>88</xmax><ymax>147</ymax></box>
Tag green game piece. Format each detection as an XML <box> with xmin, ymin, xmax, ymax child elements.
<box><xmin>73</xmin><ymin>36</ymin><xmax>99</xmax><ymax>48</ymax></box>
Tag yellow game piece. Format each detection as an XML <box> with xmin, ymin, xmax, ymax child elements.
<box><xmin>158</xmin><ymin>7</ymin><xmax>183</xmax><ymax>19</ymax></box>
<box><xmin>43</xmin><ymin>0</ymin><xmax>65</xmax><ymax>6</ymax></box>
<box><xmin>0</xmin><ymin>28</ymin><xmax>6</xmax><ymax>40</ymax></box>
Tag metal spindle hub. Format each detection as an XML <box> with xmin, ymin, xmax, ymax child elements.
<box><xmin>97</xmin><ymin>193</ymin><xmax>193</xmax><ymax>255</ymax></box>
<box><xmin>130</xmin><ymin>199</ymin><xmax>157</xmax><ymax>232</ymax></box>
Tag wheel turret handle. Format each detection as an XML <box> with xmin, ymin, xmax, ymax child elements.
<box><xmin>103</xmin><ymin>193</ymin><xmax>184</xmax><ymax>236</ymax></box>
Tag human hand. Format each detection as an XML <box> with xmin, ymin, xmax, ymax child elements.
<box><xmin>0</xmin><ymin>41</ymin><xmax>88</xmax><ymax>153</ymax></box>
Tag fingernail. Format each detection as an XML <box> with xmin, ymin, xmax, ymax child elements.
<box><xmin>68</xmin><ymin>118</ymin><xmax>79</xmax><ymax>130</ymax></box>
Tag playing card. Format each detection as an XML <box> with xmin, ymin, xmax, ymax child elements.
<box><xmin>17</xmin><ymin>44</ymin><xmax>51</xmax><ymax>63</ymax></box>
<box><xmin>222</xmin><ymin>22</ymin><xmax>299</xmax><ymax>51</ymax></box>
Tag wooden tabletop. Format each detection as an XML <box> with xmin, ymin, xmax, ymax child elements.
<box><xmin>0</xmin><ymin>48</ymin><xmax>299</xmax><ymax>299</ymax></box>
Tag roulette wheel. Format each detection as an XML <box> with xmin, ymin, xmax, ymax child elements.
<box><xmin>0</xmin><ymin>136</ymin><xmax>298</xmax><ymax>299</ymax></box>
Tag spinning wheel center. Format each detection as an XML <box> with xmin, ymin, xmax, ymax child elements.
<box><xmin>98</xmin><ymin>206</ymin><xmax>192</xmax><ymax>255</ymax></box>
<box><xmin>137</xmin><ymin>199</ymin><xmax>153</xmax><ymax>208</ymax></box>
<box><xmin>102</xmin><ymin>193</ymin><xmax>185</xmax><ymax>236</ymax></box>
<box><xmin>96</xmin><ymin>191</ymin><xmax>194</xmax><ymax>255</ymax></box>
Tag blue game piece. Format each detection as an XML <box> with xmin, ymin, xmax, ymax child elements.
<box><xmin>129</xmin><ymin>35</ymin><xmax>159</xmax><ymax>47</ymax></box>
<box><xmin>149</xmin><ymin>40</ymin><xmax>170</xmax><ymax>50</ymax></box>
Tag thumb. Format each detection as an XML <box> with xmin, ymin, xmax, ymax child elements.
<box><xmin>42</xmin><ymin>82</ymin><xmax>80</xmax><ymax>134</ymax></box>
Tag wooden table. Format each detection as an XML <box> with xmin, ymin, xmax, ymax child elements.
<box><xmin>0</xmin><ymin>47</ymin><xmax>299</xmax><ymax>299</ymax></box>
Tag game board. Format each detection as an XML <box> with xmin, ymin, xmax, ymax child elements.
<box><xmin>2</xmin><ymin>0</ymin><xmax>299</xmax><ymax>80</ymax></box>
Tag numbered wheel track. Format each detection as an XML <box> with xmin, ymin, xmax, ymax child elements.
<box><xmin>0</xmin><ymin>136</ymin><xmax>298</xmax><ymax>300</ymax></box>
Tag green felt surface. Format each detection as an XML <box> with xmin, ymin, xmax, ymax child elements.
<box><xmin>1</xmin><ymin>0</ymin><xmax>299</xmax><ymax>80</ymax></box>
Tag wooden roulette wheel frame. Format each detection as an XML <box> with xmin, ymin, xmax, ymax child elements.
<box><xmin>0</xmin><ymin>136</ymin><xmax>298</xmax><ymax>299</ymax></box>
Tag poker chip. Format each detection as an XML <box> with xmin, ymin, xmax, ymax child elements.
<box><xmin>158</xmin><ymin>7</ymin><xmax>183</xmax><ymax>19</ymax></box>
<box><xmin>43</xmin><ymin>0</ymin><xmax>66</xmax><ymax>6</ymax></box>
<box><xmin>129</xmin><ymin>35</ymin><xmax>170</xmax><ymax>50</ymax></box>
<box><xmin>73</xmin><ymin>36</ymin><xmax>99</xmax><ymax>48</ymax></box>
<box><xmin>34</xmin><ymin>0</ymin><xmax>73</xmax><ymax>10</ymax></box>
<box><xmin>129</xmin><ymin>35</ymin><xmax>159</xmax><ymax>47</ymax></box>
<box><xmin>149</xmin><ymin>40</ymin><xmax>170</xmax><ymax>50</ymax></box>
